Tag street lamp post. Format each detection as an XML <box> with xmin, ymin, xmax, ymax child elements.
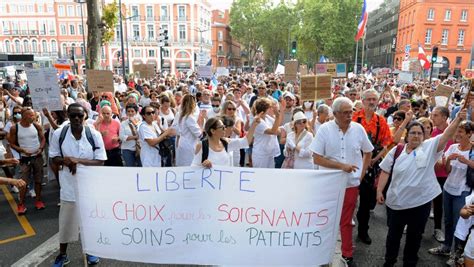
<box><xmin>195</xmin><ymin>27</ymin><xmax>210</xmax><ymax>67</ymax></box>
<box><xmin>118</xmin><ymin>0</ymin><xmax>126</xmax><ymax>82</ymax></box>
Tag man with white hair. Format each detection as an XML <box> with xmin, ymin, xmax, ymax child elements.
<box><xmin>310</xmin><ymin>97</ymin><xmax>373</xmax><ymax>267</ymax></box>
<box><xmin>352</xmin><ymin>89</ymin><xmax>393</xmax><ymax>246</ymax></box>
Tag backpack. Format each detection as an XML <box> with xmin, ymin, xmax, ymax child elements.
<box><xmin>466</xmin><ymin>147</ymin><xmax>474</xmax><ymax>188</ymax></box>
<box><xmin>58</xmin><ymin>125</ymin><xmax>97</xmax><ymax>158</ymax></box>
<box><xmin>383</xmin><ymin>143</ymin><xmax>405</xmax><ymax>197</ymax></box>
<box><xmin>201</xmin><ymin>138</ymin><xmax>228</xmax><ymax>163</ymax></box>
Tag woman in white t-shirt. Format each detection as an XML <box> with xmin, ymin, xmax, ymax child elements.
<box><xmin>175</xmin><ymin>94</ymin><xmax>204</xmax><ymax>167</ymax></box>
<box><xmin>283</xmin><ymin>111</ymin><xmax>314</xmax><ymax>169</ymax></box>
<box><xmin>251</xmin><ymin>97</ymin><xmax>285</xmax><ymax>168</ymax></box>
<box><xmin>192</xmin><ymin>115</ymin><xmax>262</xmax><ymax>167</ymax></box>
<box><xmin>221</xmin><ymin>100</ymin><xmax>245</xmax><ymax>166</ymax></box>
<box><xmin>138</xmin><ymin>106</ymin><xmax>175</xmax><ymax>167</ymax></box>
<box><xmin>376</xmin><ymin>109</ymin><xmax>466</xmax><ymax>267</ymax></box>
<box><xmin>458</xmin><ymin>194</ymin><xmax>474</xmax><ymax>267</ymax></box>
<box><xmin>429</xmin><ymin>121</ymin><xmax>473</xmax><ymax>257</ymax></box>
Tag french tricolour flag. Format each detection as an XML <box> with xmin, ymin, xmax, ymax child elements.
<box><xmin>355</xmin><ymin>0</ymin><xmax>368</xmax><ymax>41</ymax></box>
<box><xmin>418</xmin><ymin>44</ymin><xmax>431</xmax><ymax>70</ymax></box>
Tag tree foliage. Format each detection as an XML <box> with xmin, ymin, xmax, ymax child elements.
<box><xmin>229</xmin><ymin>0</ymin><xmax>362</xmax><ymax>69</ymax></box>
<box><xmin>101</xmin><ymin>0</ymin><xmax>119</xmax><ymax>45</ymax></box>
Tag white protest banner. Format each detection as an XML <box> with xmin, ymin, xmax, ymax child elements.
<box><xmin>75</xmin><ymin>166</ymin><xmax>346</xmax><ymax>266</ymax></box>
<box><xmin>198</xmin><ymin>66</ymin><xmax>213</xmax><ymax>79</ymax></box>
<box><xmin>25</xmin><ymin>68</ymin><xmax>62</xmax><ymax>111</ymax></box>
<box><xmin>216</xmin><ymin>67</ymin><xmax>229</xmax><ymax>77</ymax></box>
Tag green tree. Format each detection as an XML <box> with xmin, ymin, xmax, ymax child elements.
<box><xmin>101</xmin><ymin>1</ymin><xmax>119</xmax><ymax>45</ymax></box>
<box><xmin>229</xmin><ymin>0</ymin><xmax>270</xmax><ymax>67</ymax></box>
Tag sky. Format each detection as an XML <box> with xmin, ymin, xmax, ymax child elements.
<box><xmin>212</xmin><ymin>0</ymin><xmax>384</xmax><ymax>12</ymax></box>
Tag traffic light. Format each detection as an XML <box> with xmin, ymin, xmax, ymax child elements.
<box><xmin>159</xmin><ymin>28</ymin><xmax>169</xmax><ymax>47</ymax></box>
<box><xmin>291</xmin><ymin>41</ymin><xmax>297</xmax><ymax>54</ymax></box>
<box><xmin>431</xmin><ymin>46</ymin><xmax>438</xmax><ymax>63</ymax></box>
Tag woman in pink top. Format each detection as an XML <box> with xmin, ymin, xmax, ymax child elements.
<box><xmin>94</xmin><ymin>105</ymin><xmax>122</xmax><ymax>166</ymax></box>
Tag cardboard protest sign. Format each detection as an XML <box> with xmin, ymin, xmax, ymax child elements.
<box><xmin>86</xmin><ymin>70</ymin><xmax>114</xmax><ymax>92</ymax></box>
<box><xmin>435</xmin><ymin>84</ymin><xmax>454</xmax><ymax>98</ymax></box>
<box><xmin>315</xmin><ymin>63</ymin><xmax>346</xmax><ymax>78</ymax></box>
<box><xmin>25</xmin><ymin>68</ymin><xmax>63</xmax><ymax>111</ymax></box>
<box><xmin>466</xmin><ymin>69</ymin><xmax>473</xmax><ymax>80</ymax></box>
<box><xmin>133</xmin><ymin>64</ymin><xmax>155</xmax><ymax>79</ymax></box>
<box><xmin>75</xmin><ymin>166</ymin><xmax>347</xmax><ymax>266</ymax></box>
<box><xmin>285</xmin><ymin>60</ymin><xmax>298</xmax><ymax>82</ymax></box>
<box><xmin>300</xmin><ymin>64</ymin><xmax>308</xmax><ymax>75</ymax></box>
<box><xmin>300</xmin><ymin>74</ymin><xmax>332</xmax><ymax>101</ymax></box>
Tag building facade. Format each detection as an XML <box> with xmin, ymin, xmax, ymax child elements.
<box><xmin>210</xmin><ymin>9</ymin><xmax>241</xmax><ymax>70</ymax></box>
<box><xmin>108</xmin><ymin>0</ymin><xmax>212</xmax><ymax>75</ymax></box>
<box><xmin>394</xmin><ymin>0</ymin><xmax>474</xmax><ymax>77</ymax></box>
<box><xmin>0</xmin><ymin>0</ymin><xmax>212</xmax><ymax>75</ymax></box>
<box><xmin>365</xmin><ymin>0</ymin><xmax>399</xmax><ymax>69</ymax></box>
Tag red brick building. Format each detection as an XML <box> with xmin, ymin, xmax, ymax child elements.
<box><xmin>394</xmin><ymin>0</ymin><xmax>474</xmax><ymax>77</ymax></box>
<box><xmin>211</xmin><ymin>9</ymin><xmax>241</xmax><ymax>70</ymax></box>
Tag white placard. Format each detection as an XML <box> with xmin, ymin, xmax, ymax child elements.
<box><xmin>275</xmin><ymin>64</ymin><xmax>285</xmax><ymax>75</ymax></box>
<box><xmin>75</xmin><ymin>166</ymin><xmax>347</xmax><ymax>266</ymax></box>
<box><xmin>198</xmin><ymin>66</ymin><xmax>213</xmax><ymax>79</ymax></box>
<box><xmin>216</xmin><ymin>67</ymin><xmax>229</xmax><ymax>77</ymax></box>
<box><xmin>25</xmin><ymin>68</ymin><xmax>62</xmax><ymax>111</ymax></box>
<box><xmin>398</xmin><ymin>72</ymin><xmax>413</xmax><ymax>84</ymax></box>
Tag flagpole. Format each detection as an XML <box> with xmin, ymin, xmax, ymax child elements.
<box><xmin>361</xmin><ymin>34</ymin><xmax>365</xmax><ymax>73</ymax></box>
<box><xmin>354</xmin><ymin>40</ymin><xmax>359</xmax><ymax>74</ymax></box>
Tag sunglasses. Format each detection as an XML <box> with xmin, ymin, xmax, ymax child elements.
<box><xmin>69</xmin><ymin>113</ymin><xmax>84</xmax><ymax>118</ymax></box>
<box><xmin>13</xmin><ymin>111</ymin><xmax>21</xmax><ymax>115</ymax></box>
<box><xmin>212</xmin><ymin>105</ymin><xmax>220</xmax><ymax>108</ymax></box>
<box><xmin>393</xmin><ymin>117</ymin><xmax>403</xmax><ymax>121</ymax></box>
<box><xmin>227</xmin><ymin>108</ymin><xmax>236</xmax><ymax>111</ymax></box>
<box><xmin>215</xmin><ymin>125</ymin><xmax>225</xmax><ymax>130</ymax></box>
<box><xmin>145</xmin><ymin>111</ymin><xmax>155</xmax><ymax>115</ymax></box>
<box><xmin>296</xmin><ymin>120</ymin><xmax>307</xmax><ymax>124</ymax></box>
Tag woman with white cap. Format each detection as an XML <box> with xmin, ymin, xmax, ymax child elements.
<box><xmin>283</xmin><ymin>111</ymin><xmax>314</xmax><ymax>169</ymax></box>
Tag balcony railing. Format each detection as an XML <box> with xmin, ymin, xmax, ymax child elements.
<box><xmin>217</xmin><ymin>51</ymin><xmax>225</xmax><ymax>57</ymax></box>
<box><xmin>160</xmin><ymin>16</ymin><xmax>170</xmax><ymax>21</ymax></box>
<box><xmin>176</xmin><ymin>16</ymin><xmax>188</xmax><ymax>21</ymax></box>
<box><xmin>3</xmin><ymin>30</ymin><xmax>56</xmax><ymax>36</ymax></box>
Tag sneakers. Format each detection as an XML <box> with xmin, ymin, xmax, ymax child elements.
<box><xmin>86</xmin><ymin>254</ymin><xmax>100</xmax><ymax>265</ymax></box>
<box><xmin>17</xmin><ymin>203</ymin><xmax>27</xmax><ymax>215</ymax></box>
<box><xmin>434</xmin><ymin>229</ymin><xmax>445</xmax><ymax>242</ymax></box>
<box><xmin>53</xmin><ymin>254</ymin><xmax>70</xmax><ymax>267</ymax></box>
<box><xmin>342</xmin><ymin>256</ymin><xmax>357</xmax><ymax>267</ymax></box>
<box><xmin>35</xmin><ymin>200</ymin><xmax>46</xmax><ymax>210</ymax></box>
<box><xmin>29</xmin><ymin>189</ymin><xmax>36</xmax><ymax>198</ymax></box>
<box><xmin>446</xmin><ymin>252</ymin><xmax>464</xmax><ymax>266</ymax></box>
<box><xmin>10</xmin><ymin>186</ymin><xmax>19</xmax><ymax>193</ymax></box>
<box><xmin>428</xmin><ymin>245</ymin><xmax>450</xmax><ymax>256</ymax></box>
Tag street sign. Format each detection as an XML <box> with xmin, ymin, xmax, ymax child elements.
<box><xmin>401</xmin><ymin>60</ymin><xmax>410</xmax><ymax>72</ymax></box>
<box><xmin>433</xmin><ymin>63</ymin><xmax>443</xmax><ymax>68</ymax></box>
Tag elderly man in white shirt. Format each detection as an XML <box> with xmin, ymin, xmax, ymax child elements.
<box><xmin>310</xmin><ymin>97</ymin><xmax>373</xmax><ymax>267</ymax></box>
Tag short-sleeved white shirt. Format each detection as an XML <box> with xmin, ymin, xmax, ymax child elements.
<box><xmin>253</xmin><ymin>115</ymin><xmax>281</xmax><ymax>158</ymax></box>
<box><xmin>444</xmin><ymin>144</ymin><xmax>471</xmax><ymax>196</ymax></box>
<box><xmin>379</xmin><ymin>135</ymin><xmax>443</xmax><ymax>210</ymax></box>
<box><xmin>138</xmin><ymin>121</ymin><xmax>162</xmax><ymax>167</ymax></box>
<box><xmin>49</xmin><ymin>125</ymin><xmax>107</xmax><ymax>202</ymax></box>
<box><xmin>310</xmin><ymin>120</ymin><xmax>374</xmax><ymax>188</ymax></box>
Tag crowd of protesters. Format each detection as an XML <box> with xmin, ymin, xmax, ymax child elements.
<box><xmin>0</xmin><ymin>69</ymin><xmax>473</xmax><ymax>267</ymax></box>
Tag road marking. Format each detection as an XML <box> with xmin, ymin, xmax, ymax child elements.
<box><xmin>0</xmin><ymin>185</ymin><xmax>36</xmax><ymax>244</ymax></box>
<box><xmin>11</xmin><ymin>232</ymin><xmax>59</xmax><ymax>267</ymax></box>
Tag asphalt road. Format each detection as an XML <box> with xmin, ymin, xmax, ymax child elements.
<box><xmin>0</xmin><ymin>180</ymin><xmax>452</xmax><ymax>267</ymax></box>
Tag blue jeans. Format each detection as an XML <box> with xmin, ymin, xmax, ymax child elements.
<box><xmin>443</xmin><ymin>190</ymin><xmax>470</xmax><ymax>250</ymax></box>
<box><xmin>122</xmin><ymin>149</ymin><xmax>141</xmax><ymax>167</ymax></box>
